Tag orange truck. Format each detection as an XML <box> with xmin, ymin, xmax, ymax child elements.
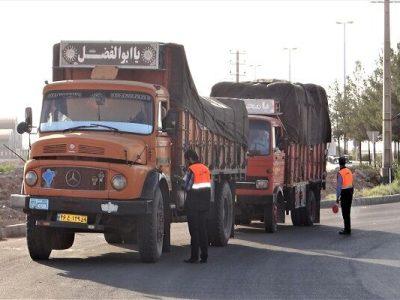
<box><xmin>11</xmin><ymin>41</ymin><xmax>248</xmax><ymax>262</ymax></box>
<box><xmin>211</xmin><ymin>81</ymin><xmax>331</xmax><ymax>232</ymax></box>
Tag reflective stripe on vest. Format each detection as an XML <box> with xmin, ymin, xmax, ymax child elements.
<box><xmin>189</xmin><ymin>163</ymin><xmax>211</xmax><ymax>190</ymax></box>
<box><xmin>339</xmin><ymin>167</ymin><xmax>353</xmax><ymax>189</ymax></box>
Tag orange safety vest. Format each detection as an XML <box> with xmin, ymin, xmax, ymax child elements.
<box><xmin>339</xmin><ymin>167</ymin><xmax>353</xmax><ymax>189</ymax></box>
<box><xmin>188</xmin><ymin>163</ymin><xmax>211</xmax><ymax>190</ymax></box>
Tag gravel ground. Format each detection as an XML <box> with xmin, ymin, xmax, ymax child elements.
<box><xmin>0</xmin><ymin>165</ymin><xmax>25</xmax><ymax>227</ymax></box>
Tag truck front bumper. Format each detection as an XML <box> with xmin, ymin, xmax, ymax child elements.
<box><xmin>10</xmin><ymin>194</ymin><xmax>152</xmax><ymax>231</ymax></box>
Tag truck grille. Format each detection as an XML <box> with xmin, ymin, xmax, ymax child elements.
<box><xmin>41</xmin><ymin>167</ymin><xmax>107</xmax><ymax>190</ymax></box>
<box><xmin>43</xmin><ymin>144</ymin><xmax>67</xmax><ymax>153</ymax></box>
<box><xmin>78</xmin><ymin>145</ymin><xmax>105</xmax><ymax>155</ymax></box>
<box><xmin>42</xmin><ymin>144</ymin><xmax>105</xmax><ymax>155</ymax></box>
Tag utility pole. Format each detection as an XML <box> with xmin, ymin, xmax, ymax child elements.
<box><xmin>382</xmin><ymin>0</ymin><xmax>392</xmax><ymax>183</ymax></box>
<box><xmin>370</xmin><ymin>0</ymin><xmax>400</xmax><ymax>182</ymax></box>
<box><xmin>229</xmin><ymin>50</ymin><xmax>246</xmax><ymax>83</ymax></box>
<box><xmin>283</xmin><ymin>47</ymin><xmax>297</xmax><ymax>82</ymax></box>
<box><xmin>336</xmin><ymin>20</ymin><xmax>353</xmax><ymax>155</ymax></box>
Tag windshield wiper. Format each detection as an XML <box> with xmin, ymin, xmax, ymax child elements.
<box><xmin>63</xmin><ymin>123</ymin><xmax>120</xmax><ymax>133</ymax></box>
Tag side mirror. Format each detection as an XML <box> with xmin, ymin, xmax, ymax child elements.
<box><xmin>25</xmin><ymin>107</ymin><xmax>32</xmax><ymax>128</ymax></box>
<box><xmin>17</xmin><ymin>121</ymin><xmax>30</xmax><ymax>134</ymax></box>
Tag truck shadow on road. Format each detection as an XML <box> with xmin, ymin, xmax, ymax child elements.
<box><xmin>38</xmin><ymin>223</ymin><xmax>400</xmax><ymax>299</ymax></box>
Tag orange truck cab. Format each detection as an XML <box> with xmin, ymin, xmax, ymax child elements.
<box><xmin>235</xmin><ymin>100</ymin><xmax>286</xmax><ymax>232</ymax></box>
<box><xmin>11</xmin><ymin>41</ymin><xmax>248</xmax><ymax>263</ymax></box>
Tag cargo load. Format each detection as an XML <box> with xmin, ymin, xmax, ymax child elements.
<box><xmin>210</xmin><ymin>80</ymin><xmax>331</xmax><ymax>145</ymax></box>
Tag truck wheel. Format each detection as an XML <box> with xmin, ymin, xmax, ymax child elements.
<box><xmin>303</xmin><ymin>191</ymin><xmax>317</xmax><ymax>226</ymax></box>
<box><xmin>291</xmin><ymin>191</ymin><xmax>317</xmax><ymax>226</ymax></box>
<box><xmin>104</xmin><ymin>232</ymin><xmax>123</xmax><ymax>244</ymax></box>
<box><xmin>208</xmin><ymin>181</ymin><xmax>233</xmax><ymax>247</ymax></box>
<box><xmin>161</xmin><ymin>187</ymin><xmax>171</xmax><ymax>253</ymax></box>
<box><xmin>137</xmin><ymin>186</ymin><xmax>164</xmax><ymax>263</ymax></box>
<box><xmin>290</xmin><ymin>208</ymin><xmax>303</xmax><ymax>226</ymax></box>
<box><xmin>51</xmin><ymin>230</ymin><xmax>75</xmax><ymax>250</ymax></box>
<box><xmin>264</xmin><ymin>200</ymin><xmax>277</xmax><ymax>233</ymax></box>
<box><xmin>27</xmin><ymin>214</ymin><xmax>52</xmax><ymax>260</ymax></box>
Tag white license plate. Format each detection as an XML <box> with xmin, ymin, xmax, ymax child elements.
<box><xmin>29</xmin><ymin>198</ymin><xmax>49</xmax><ymax>210</ymax></box>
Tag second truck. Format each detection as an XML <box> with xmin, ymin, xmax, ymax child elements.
<box><xmin>211</xmin><ymin>80</ymin><xmax>331</xmax><ymax>232</ymax></box>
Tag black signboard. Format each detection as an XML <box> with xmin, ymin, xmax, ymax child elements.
<box><xmin>59</xmin><ymin>41</ymin><xmax>160</xmax><ymax>69</ymax></box>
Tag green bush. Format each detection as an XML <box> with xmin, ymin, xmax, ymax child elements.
<box><xmin>359</xmin><ymin>180</ymin><xmax>400</xmax><ymax>197</ymax></box>
<box><xmin>0</xmin><ymin>163</ymin><xmax>15</xmax><ymax>173</ymax></box>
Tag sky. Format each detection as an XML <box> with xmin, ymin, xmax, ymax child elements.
<box><xmin>1</xmin><ymin>0</ymin><xmax>400</xmax><ymax>125</ymax></box>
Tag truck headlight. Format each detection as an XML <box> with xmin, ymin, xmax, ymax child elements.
<box><xmin>111</xmin><ymin>174</ymin><xmax>127</xmax><ymax>191</ymax></box>
<box><xmin>255</xmin><ymin>179</ymin><xmax>269</xmax><ymax>189</ymax></box>
<box><xmin>25</xmin><ymin>171</ymin><xmax>38</xmax><ymax>186</ymax></box>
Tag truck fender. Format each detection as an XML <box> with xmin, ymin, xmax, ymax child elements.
<box><xmin>140</xmin><ymin>170</ymin><xmax>170</xmax><ymax>200</ymax></box>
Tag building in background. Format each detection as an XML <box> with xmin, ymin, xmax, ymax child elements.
<box><xmin>0</xmin><ymin>118</ymin><xmax>23</xmax><ymax>160</ymax></box>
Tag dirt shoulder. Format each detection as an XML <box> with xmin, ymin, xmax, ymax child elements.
<box><xmin>322</xmin><ymin>163</ymin><xmax>381</xmax><ymax>200</ymax></box>
<box><xmin>0</xmin><ymin>164</ymin><xmax>25</xmax><ymax>227</ymax></box>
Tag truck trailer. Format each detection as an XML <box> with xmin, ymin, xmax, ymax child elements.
<box><xmin>11</xmin><ymin>41</ymin><xmax>248</xmax><ymax>262</ymax></box>
<box><xmin>210</xmin><ymin>80</ymin><xmax>331</xmax><ymax>231</ymax></box>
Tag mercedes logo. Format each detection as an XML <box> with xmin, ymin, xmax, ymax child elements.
<box><xmin>65</xmin><ymin>169</ymin><xmax>81</xmax><ymax>188</ymax></box>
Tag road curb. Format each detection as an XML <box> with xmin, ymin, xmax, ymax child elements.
<box><xmin>0</xmin><ymin>223</ymin><xmax>26</xmax><ymax>240</ymax></box>
<box><xmin>321</xmin><ymin>193</ymin><xmax>400</xmax><ymax>209</ymax></box>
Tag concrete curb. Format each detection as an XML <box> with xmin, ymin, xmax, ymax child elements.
<box><xmin>321</xmin><ymin>193</ymin><xmax>400</xmax><ymax>209</ymax></box>
<box><xmin>0</xmin><ymin>223</ymin><xmax>26</xmax><ymax>240</ymax></box>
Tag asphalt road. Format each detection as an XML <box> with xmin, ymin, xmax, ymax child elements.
<box><xmin>1</xmin><ymin>203</ymin><xmax>400</xmax><ymax>299</ymax></box>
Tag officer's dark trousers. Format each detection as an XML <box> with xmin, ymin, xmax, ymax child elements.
<box><xmin>186</xmin><ymin>189</ymin><xmax>210</xmax><ymax>261</ymax></box>
<box><xmin>340</xmin><ymin>188</ymin><xmax>354</xmax><ymax>233</ymax></box>
<box><xmin>187</xmin><ymin>209</ymin><xmax>208</xmax><ymax>260</ymax></box>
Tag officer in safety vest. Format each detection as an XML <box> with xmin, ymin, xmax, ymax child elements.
<box><xmin>183</xmin><ymin>149</ymin><xmax>211</xmax><ymax>263</ymax></box>
<box><xmin>336</xmin><ymin>156</ymin><xmax>354</xmax><ymax>235</ymax></box>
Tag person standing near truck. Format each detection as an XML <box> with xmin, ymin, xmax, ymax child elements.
<box><xmin>336</xmin><ymin>156</ymin><xmax>354</xmax><ymax>235</ymax></box>
<box><xmin>183</xmin><ymin>149</ymin><xmax>211</xmax><ymax>263</ymax></box>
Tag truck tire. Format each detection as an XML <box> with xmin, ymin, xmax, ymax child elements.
<box><xmin>303</xmin><ymin>190</ymin><xmax>317</xmax><ymax>226</ymax></box>
<box><xmin>104</xmin><ymin>232</ymin><xmax>123</xmax><ymax>244</ymax></box>
<box><xmin>208</xmin><ymin>181</ymin><xmax>233</xmax><ymax>247</ymax></box>
<box><xmin>137</xmin><ymin>186</ymin><xmax>164</xmax><ymax>263</ymax></box>
<box><xmin>291</xmin><ymin>190</ymin><xmax>317</xmax><ymax>226</ymax></box>
<box><xmin>291</xmin><ymin>208</ymin><xmax>302</xmax><ymax>226</ymax></box>
<box><xmin>51</xmin><ymin>230</ymin><xmax>75</xmax><ymax>250</ymax></box>
<box><xmin>162</xmin><ymin>199</ymin><xmax>171</xmax><ymax>253</ymax></box>
<box><xmin>264</xmin><ymin>199</ymin><xmax>277</xmax><ymax>233</ymax></box>
<box><xmin>27</xmin><ymin>214</ymin><xmax>52</xmax><ymax>260</ymax></box>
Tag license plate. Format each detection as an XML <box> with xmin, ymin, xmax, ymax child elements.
<box><xmin>57</xmin><ymin>213</ymin><xmax>87</xmax><ymax>224</ymax></box>
<box><xmin>29</xmin><ymin>198</ymin><xmax>49</xmax><ymax>210</ymax></box>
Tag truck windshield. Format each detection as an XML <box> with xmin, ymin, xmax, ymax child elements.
<box><xmin>40</xmin><ymin>90</ymin><xmax>153</xmax><ymax>134</ymax></box>
<box><xmin>248</xmin><ymin>120</ymin><xmax>271</xmax><ymax>156</ymax></box>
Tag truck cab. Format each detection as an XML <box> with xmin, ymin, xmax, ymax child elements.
<box><xmin>235</xmin><ymin>100</ymin><xmax>285</xmax><ymax>232</ymax></box>
<box><xmin>14</xmin><ymin>78</ymin><xmax>173</xmax><ymax>262</ymax></box>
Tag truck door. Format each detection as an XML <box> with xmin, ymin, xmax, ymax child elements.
<box><xmin>156</xmin><ymin>100</ymin><xmax>172</xmax><ymax>187</ymax></box>
<box><xmin>272</xmin><ymin>126</ymin><xmax>285</xmax><ymax>188</ymax></box>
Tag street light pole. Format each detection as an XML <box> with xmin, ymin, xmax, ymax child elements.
<box><xmin>382</xmin><ymin>0</ymin><xmax>392</xmax><ymax>183</ymax></box>
<box><xmin>336</xmin><ymin>20</ymin><xmax>353</xmax><ymax>154</ymax></box>
<box><xmin>283</xmin><ymin>47</ymin><xmax>297</xmax><ymax>82</ymax></box>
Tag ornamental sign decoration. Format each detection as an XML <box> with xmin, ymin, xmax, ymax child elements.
<box><xmin>59</xmin><ymin>41</ymin><xmax>160</xmax><ymax>69</ymax></box>
<box><xmin>65</xmin><ymin>169</ymin><xmax>82</xmax><ymax>188</ymax></box>
<box><xmin>243</xmin><ymin>99</ymin><xmax>277</xmax><ymax>115</ymax></box>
